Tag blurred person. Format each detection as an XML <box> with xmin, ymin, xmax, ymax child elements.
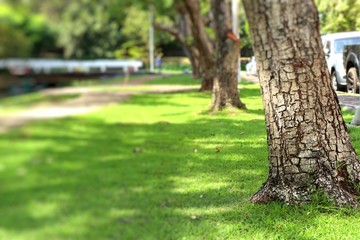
<box><xmin>156</xmin><ymin>54</ymin><xmax>162</xmax><ymax>73</ymax></box>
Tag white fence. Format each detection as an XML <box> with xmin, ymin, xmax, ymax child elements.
<box><xmin>0</xmin><ymin>59</ymin><xmax>143</xmax><ymax>75</ymax></box>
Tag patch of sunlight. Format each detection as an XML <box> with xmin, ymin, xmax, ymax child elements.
<box><xmin>177</xmin><ymin>206</ymin><xmax>235</xmax><ymax>216</ymax></box>
<box><xmin>169</xmin><ymin>176</ymin><xmax>229</xmax><ymax>194</ymax></box>
<box><xmin>108</xmin><ymin>208</ymin><xmax>139</xmax><ymax>218</ymax></box>
<box><xmin>194</xmin><ymin>138</ymin><xmax>266</xmax><ymax>146</ymax></box>
<box><xmin>302</xmin><ymin>214</ymin><xmax>360</xmax><ymax>239</ymax></box>
<box><xmin>39</xmin><ymin>213</ymin><xmax>90</xmax><ymax>239</ymax></box>
<box><xmin>28</xmin><ymin>201</ymin><xmax>59</xmax><ymax>219</ymax></box>
<box><xmin>130</xmin><ymin>187</ymin><xmax>146</xmax><ymax>193</ymax></box>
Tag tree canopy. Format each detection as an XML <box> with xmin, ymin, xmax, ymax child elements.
<box><xmin>0</xmin><ymin>0</ymin><xmax>359</xmax><ymax>59</ymax></box>
<box><xmin>316</xmin><ymin>0</ymin><xmax>360</xmax><ymax>33</ymax></box>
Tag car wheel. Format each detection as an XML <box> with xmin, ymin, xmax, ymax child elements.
<box><xmin>331</xmin><ymin>71</ymin><xmax>338</xmax><ymax>91</ymax></box>
<box><xmin>347</xmin><ymin>67</ymin><xmax>360</xmax><ymax>94</ymax></box>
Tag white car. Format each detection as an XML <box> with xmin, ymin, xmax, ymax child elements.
<box><xmin>246</xmin><ymin>56</ymin><xmax>257</xmax><ymax>76</ymax></box>
<box><xmin>322</xmin><ymin>31</ymin><xmax>360</xmax><ymax>91</ymax></box>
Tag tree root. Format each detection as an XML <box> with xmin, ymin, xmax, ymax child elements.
<box><xmin>251</xmin><ymin>176</ymin><xmax>359</xmax><ymax>207</ymax></box>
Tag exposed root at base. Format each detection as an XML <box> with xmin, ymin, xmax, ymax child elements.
<box><xmin>250</xmin><ymin>177</ymin><xmax>359</xmax><ymax>208</ymax></box>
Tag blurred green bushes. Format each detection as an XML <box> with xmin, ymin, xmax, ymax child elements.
<box><xmin>0</xmin><ymin>4</ymin><xmax>57</xmax><ymax>58</ymax></box>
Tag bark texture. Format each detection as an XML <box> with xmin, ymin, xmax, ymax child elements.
<box><xmin>211</xmin><ymin>0</ymin><xmax>246</xmax><ymax>112</ymax></box>
<box><xmin>183</xmin><ymin>0</ymin><xmax>216</xmax><ymax>91</ymax></box>
<box><xmin>243</xmin><ymin>0</ymin><xmax>360</xmax><ymax>206</ymax></box>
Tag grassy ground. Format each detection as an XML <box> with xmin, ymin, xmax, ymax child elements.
<box><xmin>1</xmin><ymin>76</ymin><xmax>360</xmax><ymax>239</ymax></box>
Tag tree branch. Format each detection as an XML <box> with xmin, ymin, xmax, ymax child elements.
<box><xmin>153</xmin><ymin>23</ymin><xmax>186</xmax><ymax>46</ymax></box>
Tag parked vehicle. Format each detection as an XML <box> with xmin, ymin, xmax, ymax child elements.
<box><xmin>322</xmin><ymin>31</ymin><xmax>360</xmax><ymax>91</ymax></box>
<box><xmin>343</xmin><ymin>44</ymin><xmax>360</xmax><ymax>93</ymax></box>
<box><xmin>246</xmin><ymin>56</ymin><xmax>257</xmax><ymax>76</ymax></box>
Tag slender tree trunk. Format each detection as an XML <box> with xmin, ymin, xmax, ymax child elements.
<box><xmin>178</xmin><ymin>12</ymin><xmax>201</xmax><ymax>79</ymax></box>
<box><xmin>153</xmin><ymin>20</ymin><xmax>201</xmax><ymax>79</ymax></box>
<box><xmin>189</xmin><ymin>46</ymin><xmax>201</xmax><ymax>79</ymax></box>
<box><xmin>183</xmin><ymin>45</ymin><xmax>201</xmax><ymax>79</ymax></box>
<box><xmin>211</xmin><ymin>0</ymin><xmax>246</xmax><ymax>112</ymax></box>
<box><xmin>243</xmin><ymin>0</ymin><xmax>360</xmax><ymax>206</ymax></box>
<box><xmin>183</xmin><ymin>0</ymin><xmax>216</xmax><ymax>91</ymax></box>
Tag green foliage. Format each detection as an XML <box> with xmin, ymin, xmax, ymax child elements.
<box><xmin>205</xmin><ymin>27</ymin><xmax>216</xmax><ymax>41</ymax></box>
<box><xmin>240</xmin><ymin>17</ymin><xmax>252</xmax><ymax>50</ymax></box>
<box><xmin>122</xmin><ymin>6</ymin><xmax>150</xmax><ymax>45</ymax></box>
<box><xmin>57</xmin><ymin>0</ymin><xmax>122</xmax><ymax>59</ymax></box>
<box><xmin>0</xmin><ymin>3</ymin><xmax>56</xmax><ymax>58</ymax></box>
<box><xmin>315</xmin><ymin>0</ymin><xmax>360</xmax><ymax>33</ymax></box>
<box><xmin>117</xmin><ymin>5</ymin><xmax>173</xmax><ymax>61</ymax></box>
<box><xmin>0</xmin><ymin>22</ymin><xmax>31</xmax><ymax>58</ymax></box>
<box><xmin>1</xmin><ymin>76</ymin><xmax>360</xmax><ymax>239</ymax></box>
<box><xmin>238</xmin><ymin>2</ymin><xmax>253</xmax><ymax>52</ymax></box>
<box><xmin>115</xmin><ymin>6</ymin><xmax>150</xmax><ymax>60</ymax></box>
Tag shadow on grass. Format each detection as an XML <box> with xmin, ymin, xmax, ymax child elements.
<box><xmin>0</xmin><ymin>116</ymin><xmax>263</xmax><ymax>238</ymax></box>
<box><xmin>0</xmin><ymin>85</ymin><xmax>359</xmax><ymax>240</ymax></box>
<box><xmin>0</xmin><ymin>118</ymin><xmax>343</xmax><ymax>240</ymax></box>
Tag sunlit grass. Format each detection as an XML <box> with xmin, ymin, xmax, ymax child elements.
<box><xmin>0</xmin><ymin>76</ymin><xmax>360</xmax><ymax>239</ymax></box>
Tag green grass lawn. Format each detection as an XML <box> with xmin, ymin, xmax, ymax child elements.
<box><xmin>1</xmin><ymin>76</ymin><xmax>360</xmax><ymax>239</ymax></box>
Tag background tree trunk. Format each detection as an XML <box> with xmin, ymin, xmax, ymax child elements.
<box><xmin>243</xmin><ymin>0</ymin><xmax>360</xmax><ymax>206</ymax></box>
<box><xmin>178</xmin><ymin>11</ymin><xmax>201</xmax><ymax>79</ymax></box>
<box><xmin>183</xmin><ymin>0</ymin><xmax>216</xmax><ymax>91</ymax></box>
<box><xmin>211</xmin><ymin>0</ymin><xmax>246</xmax><ymax>112</ymax></box>
<box><xmin>154</xmin><ymin>13</ymin><xmax>201</xmax><ymax>79</ymax></box>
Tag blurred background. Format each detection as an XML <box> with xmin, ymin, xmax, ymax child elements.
<box><xmin>0</xmin><ymin>1</ymin><xmax>360</xmax><ymax>239</ymax></box>
<box><xmin>0</xmin><ymin>0</ymin><xmax>359</xmax><ymax>95</ymax></box>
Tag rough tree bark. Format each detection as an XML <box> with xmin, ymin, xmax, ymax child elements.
<box><xmin>243</xmin><ymin>0</ymin><xmax>360</xmax><ymax>206</ymax></box>
<box><xmin>183</xmin><ymin>0</ymin><xmax>216</xmax><ymax>91</ymax></box>
<box><xmin>211</xmin><ymin>0</ymin><xmax>246</xmax><ymax>112</ymax></box>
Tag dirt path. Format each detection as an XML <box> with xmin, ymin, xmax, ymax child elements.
<box><xmin>0</xmin><ymin>75</ymin><xmax>199</xmax><ymax>133</ymax></box>
<box><xmin>2</xmin><ymin>73</ymin><xmax>357</xmax><ymax>133</ymax></box>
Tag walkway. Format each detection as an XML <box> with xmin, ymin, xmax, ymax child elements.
<box><xmin>1</xmin><ymin>73</ymin><xmax>359</xmax><ymax>133</ymax></box>
<box><xmin>0</xmin><ymin>75</ymin><xmax>199</xmax><ymax>133</ymax></box>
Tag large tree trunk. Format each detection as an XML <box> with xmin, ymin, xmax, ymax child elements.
<box><xmin>243</xmin><ymin>0</ymin><xmax>360</xmax><ymax>206</ymax></box>
<box><xmin>183</xmin><ymin>0</ymin><xmax>216</xmax><ymax>91</ymax></box>
<box><xmin>211</xmin><ymin>0</ymin><xmax>246</xmax><ymax>112</ymax></box>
